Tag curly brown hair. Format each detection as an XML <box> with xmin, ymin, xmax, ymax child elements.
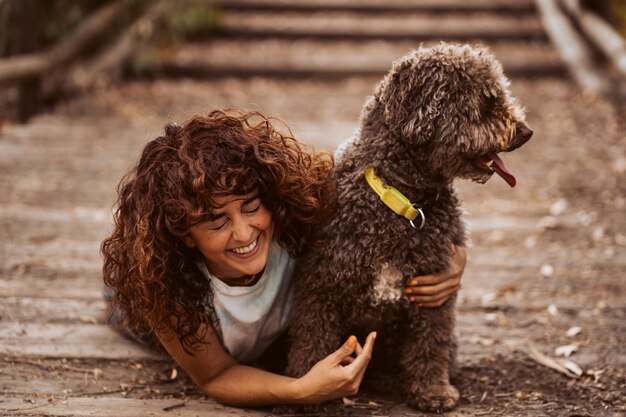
<box><xmin>101</xmin><ymin>109</ymin><xmax>336</xmax><ymax>353</ymax></box>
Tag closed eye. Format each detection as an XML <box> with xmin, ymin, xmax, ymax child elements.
<box><xmin>243</xmin><ymin>203</ymin><xmax>261</xmax><ymax>214</ymax></box>
<box><xmin>208</xmin><ymin>220</ymin><xmax>228</xmax><ymax>230</ymax></box>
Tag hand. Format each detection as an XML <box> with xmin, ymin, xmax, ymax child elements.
<box><xmin>292</xmin><ymin>332</ymin><xmax>377</xmax><ymax>404</ymax></box>
<box><xmin>405</xmin><ymin>244</ymin><xmax>466</xmax><ymax>307</ymax></box>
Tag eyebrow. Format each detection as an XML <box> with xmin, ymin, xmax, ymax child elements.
<box><xmin>205</xmin><ymin>194</ymin><xmax>260</xmax><ymax>221</ymax></box>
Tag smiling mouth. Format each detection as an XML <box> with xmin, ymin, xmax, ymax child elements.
<box><xmin>475</xmin><ymin>152</ymin><xmax>517</xmax><ymax>187</ymax></box>
<box><xmin>229</xmin><ymin>236</ymin><xmax>259</xmax><ymax>256</ymax></box>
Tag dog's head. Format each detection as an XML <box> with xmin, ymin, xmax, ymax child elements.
<box><xmin>375</xmin><ymin>43</ymin><xmax>532</xmax><ymax>187</ymax></box>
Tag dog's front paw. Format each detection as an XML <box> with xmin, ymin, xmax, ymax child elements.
<box><xmin>408</xmin><ymin>384</ymin><xmax>460</xmax><ymax>413</ymax></box>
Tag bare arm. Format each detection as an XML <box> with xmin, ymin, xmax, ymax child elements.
<box><xmin>157</xmin><ymin>324</ymin><xmax>377</xmax><ymax>406</ymax></box>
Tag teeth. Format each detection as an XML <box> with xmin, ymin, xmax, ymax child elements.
<box><xmin>486</xmin><ymin>160</ymin><xmax>494</xmax><ymax>167</ymax></box>
<box><xmin>231</xmin><ymin>238</ymin><xmax>258</xmax><ymax>254</ymax></box>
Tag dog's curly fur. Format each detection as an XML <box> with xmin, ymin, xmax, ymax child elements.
<box><xmin>283</xmin><ymin>43</ymin><xmax>532</xmax><ymax>412</ymax></box>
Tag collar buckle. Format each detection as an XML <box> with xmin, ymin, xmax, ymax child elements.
<box><xmin>409</xmin><ymin>206</ymin><xmax>426</xmax><ymax>230</ymax></box>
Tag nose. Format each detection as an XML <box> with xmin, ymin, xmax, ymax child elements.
<box><xmin>508</xmin><ymin>123</ymin><xmax>533</xmax><ymax>151</ymax></box>
<box><xmin>519</xmin><ymin>125</ymin><xmax>533</xmax><ymax>141</ymax></box>
<box><xmin>231</xmin><ymin>217</ymin><xmax>254</xmax><ymax>243</ymax></box>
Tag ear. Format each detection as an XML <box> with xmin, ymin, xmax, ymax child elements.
<box><xmin>377</xmin><ymin>51</ymin><xmax>447</xmax><ymax>143</ymax></box>
<box><xmin>183</xmin><ymin>235</ymin><xmax>196</xmax><ymax>248</ymax></box>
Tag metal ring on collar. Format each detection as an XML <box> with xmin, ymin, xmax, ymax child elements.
<box><xmin>409</xmin><ymin>206</ymin><xmax>426</xmax><ymax>230</ymax></box>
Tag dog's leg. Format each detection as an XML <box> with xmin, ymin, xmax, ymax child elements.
<box><xmin>273</xmin><ymin>297</ymin><xmax>345</xmax><ymax>414</ymax></box>
<box><xmin>284</xmin><ymin>305</ymin><xmax>345</xmax><ymax>378</ymax></box>
<box><xmin>401</xmin><ymin>298</ymin><xmax>460</xmax><ymax>412</ymax></box>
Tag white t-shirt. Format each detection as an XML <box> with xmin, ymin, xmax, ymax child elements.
<box><xmin>197</xmin><ymin>241</ymin><xmax>296</xmax><ymax>363</ymax></box>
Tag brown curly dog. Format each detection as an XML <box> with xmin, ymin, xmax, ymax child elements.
<box><xmin>283</xmin><ymin>43</ymin><xmax>533</xmax><ymax>413</ymax></box>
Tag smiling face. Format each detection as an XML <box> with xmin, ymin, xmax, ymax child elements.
<box><xmin>183</xmin><ymin>192</ymin><xmax>274</xmax><ymax>282</ymax></box>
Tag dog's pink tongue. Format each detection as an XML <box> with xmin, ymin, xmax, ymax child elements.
<box><xmin>489</xmin><ymin>153</ymin><xmax>516</xmax><ymax>187</ymax></box>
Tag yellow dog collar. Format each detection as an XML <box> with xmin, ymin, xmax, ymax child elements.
<box><xmin>364</xmin><ymin>167</ymin><xmax>426</xmax><ymax>229</ymax></box>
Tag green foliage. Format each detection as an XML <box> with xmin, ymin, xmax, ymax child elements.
<box><xmin>162</xmin><ymin>0</ymin><xmax>221</xmax><ymax>43</ymax></box>
<box><xmin>129</xmin><ymin>0</ymin><xmax>221</xmax><ymax>74</ymax></box>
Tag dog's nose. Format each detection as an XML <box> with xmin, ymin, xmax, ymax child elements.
<box><xmin>508</xmin><ymin>123</ymin><xmax>533</xmax><ymax>151</ymax></box>
<box><xmin>519</xmin><ymin>125</ymin><xmax>533</xmax><ymax>141</ymax></box>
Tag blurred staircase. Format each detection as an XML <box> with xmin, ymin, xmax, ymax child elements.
<box><xmin>156</xmin><ymin>0</ymin><xmax>566</xmax><ymax>79</ymax></box>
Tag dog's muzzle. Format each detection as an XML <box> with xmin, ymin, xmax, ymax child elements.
<box><xmin>507</xmin><ymin>123</ymin><xmax>533</xmax><ymax>152</ymax></box>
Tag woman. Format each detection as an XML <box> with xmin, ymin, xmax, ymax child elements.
<box><xmin>102</xmin><ymin>110</ymin><xmax>466</xmax><ymax>406</ymax></box>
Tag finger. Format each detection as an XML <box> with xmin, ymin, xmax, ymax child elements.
<box><xmin>409</xmin><ymin>285</ymin><xmax>460</xmax><ymax>306</ymax></box>
<box><xmin>348</xmin><ymin>332</ymin><xmax>376</xmax><ymax>372</ymax></box>
<box><xmin>406</xmin><ymin>276</ymin><xmax>460</xmax><ymax>296</ymax></box>
<box><xmin>407</xmin><ymin>273</ymin><xmax>447</xmax><ymax>287</ymax></box>
<box><xmin>355</xmin><ymin>340</ymin><xmax>364</xmax><ymax>356</ymax></box>
<box><xmin>455</xmin><ymin>246</ymin><xmax>467</xmax><ymax>270</ymax></box>
<box><xmin>352</xmin><ymin>332</ymin><xmax>377</xmax><ymax>381</ymax></box>
<box><xmin>409</xmin><ymin>284</ymin><xmax>460</xmax><ymax>302</ymax></box>
<box><xmin>330</xmin><ymin>335</ymin><xmax>357</xmax><ymax>364</ymax></box>
<box><xmin>407</xmin><ymin>264</ymin><xmax>461</xmax><ymax>287</ymax></box>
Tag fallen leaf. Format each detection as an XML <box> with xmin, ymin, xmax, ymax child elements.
<box><xmin>547</xmin><ymin>304</ymin><xmax>558</xmax><ymax>316</ymax></box>
<box><xmin>559</xmin><ymin>358</ymin><xmax>583</xmax><ymax>377</ymax></box>
<box><xmin>574</xmin><ymin>211</ymin><xmax>593</xmax><ymax>226</ymax></box>
<box><xmin>539</xmin><ymin>216</ymin><xmax>559</xmax><ymax>230</ymax></box>
<box><xmin>566</xmin><ymin>326</ymin><xmax>582</xmax><ymax>337</ymax></box>
<box><xmin>541</xmin><ymin>265</ymin><xmax>555</xmax><ymax>278</ymax></box>
<box><xmin>481</xmin><ymin>293</ymin><xmax>496</xmax><ymax>305</ymax></box>
<box><xmin>555</xmin><ymin>344</ymin><xmax>579</xmax><ymax>357</ymax></box>
<box><xmin>591</xmin><ymin>227</ymin><xmax>604</xmax><ymax>242</ymax></box>
<box><xmin>484</xmin><ymin>313</ymin><xmax>498</xmax><ymax>322</ymax></box>
<box><xmin>524</xmin><ymin>235</ymin><xmax>538</xmax><ymax>248</ymax></box>
<box><xmin>78</xmin><ymin>315</ymin><xmax>98</xmax><ymax>324</ymax></box>
<box><xmin>549</xmin><ymin>198</ymin><xmax>568</xmax><ymax>216</ymax></box>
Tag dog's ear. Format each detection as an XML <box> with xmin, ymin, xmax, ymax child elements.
<box><xmin>377</xmin><ymin>44</ymin><xmax>511</xmax><ymax>151</ymax></box>
<box><xmin>377</xmin><ymin>50</ymin><xmax>455</xmax><ymax>145</ymax></box>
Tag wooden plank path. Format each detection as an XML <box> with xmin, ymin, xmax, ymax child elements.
<box><xmin>1</xmin><ymin>1</ymin><xmax>625</xmax><ymax>416</ymax></box>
